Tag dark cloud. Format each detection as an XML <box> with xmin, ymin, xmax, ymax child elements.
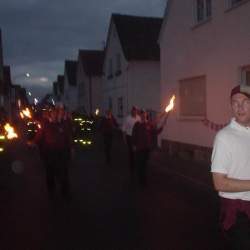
<box><xmin>0</xmin><ymin>0</ymin><xmax>166</xmax><ymax>98</ymax></box>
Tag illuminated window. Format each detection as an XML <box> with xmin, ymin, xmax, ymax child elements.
<box><xmin>195</xmin><ymin>0</ymin><xmax>212</xmax><ymax>23</ymax></box>
<box><xmin>179</xmin><ymin>76</ymin><xmax>206</xmax><ymax>117</ymax></box>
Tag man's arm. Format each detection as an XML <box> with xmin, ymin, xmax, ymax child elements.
<box><xmin>212</xmin><ymin>172</ymin><xmax>250</xmax><ymax>192</ymax></box>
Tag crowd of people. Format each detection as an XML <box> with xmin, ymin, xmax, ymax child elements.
<box><xmin>100</xmin><ymin>105</ymin><xmax>169</xmax><ymax>188</ymax></box>
<box><xmin>26</xmin><ymin>102</ymin><xmax>169</xmax><ymax>201</ymax></box>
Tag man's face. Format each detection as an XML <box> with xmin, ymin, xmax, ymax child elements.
<box><xmin>231</xmin><ymin>93</ymin><xmax>250</xmax><ymax>126</ymax></box>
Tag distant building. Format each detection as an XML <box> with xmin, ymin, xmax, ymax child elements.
<box><xmin>53</xmin><ymin>75</ymin><xmax>64</xmax><ymax>102</ymax></box>
<box><xmin>0</xmin><ymin>29</ymin><xmax>4</xmax><ymax>109</ymax></box>
<box><xmin>76</xmin><ymin>49</ymin><xmax>104</xmax><ymax>115</ymax></box>
<box><xmin>158</xmin><ymin>0</ymin><xmax>250</xmax><ymax>161</ymax></box>
<box><xmin>3</xmin><ymin>66</ymin><xmax>12</xmax><ymax>118</ymax></box>
<box><xmin>62</xmin><ymin>60</ymin><xmax>78</xmax><ymax>111</ymax></box>
<box><xmin>102</xmin><ymin>14</ymin><xmax>162</xmax><ymax>123</ymax></box>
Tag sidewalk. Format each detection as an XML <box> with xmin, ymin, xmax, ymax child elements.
<box><xmin>150</xmin><ymin>149</ymin><xmax>214</xmax><ymax>191</ymax></box>
<box><xmin>112</xmin><ymin>130</ymin><xmax>214</xmax><ymax>191</ymax></box>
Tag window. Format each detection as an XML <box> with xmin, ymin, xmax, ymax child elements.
<box><xmin>195</xmin><ymin>0</ymin><xmax>212</xmax><ymax>23</ymax></box>
<box><xmin>108</xmin><ymin>97</ymin><xmax>112</xmax><ymax>111</ymax></box>
<box><xmin>179</xmin><ymin>76</ymin><xmax>206</xmax><ymax>117</ymax></box>
<box><xmin>226</xmin><ymin>0</ymin><xmax>249</xmax><ymax>9</ymax></box>
<box><xmin>117</xmin><ymin>97</ymin><xmax>123</xmax><ymax>117</ymax></box>
<box><xmin>107</xmin><ymin>59</ymin><xmax>113</xmax><ymax>79</ymax></box>
<box><xmin>115</xmin><ymin>54</ymin><xmax>121</xmax><ymax>76</ymax></box>
<box><xmin>241</xmin><ymin>66</ymin><xmax>250</xmax><ymax>86</ymax></box>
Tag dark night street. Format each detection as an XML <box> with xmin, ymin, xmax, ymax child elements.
<box><xmin>0</xmin><ymin>133</ymin><xmax>224</xmax><ymax>250</ymax></box>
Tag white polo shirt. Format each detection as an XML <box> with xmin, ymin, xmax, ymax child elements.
<box><xmin>122</xmin><ymin>114</ymin><xmax>141</xmax><ymax>136</ymax></box>
<box><xmin>211</xmin><ymin>118</ymin><xmax>250</xmax><ymax>201</ymax></box>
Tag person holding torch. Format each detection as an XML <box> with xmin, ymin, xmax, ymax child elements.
<box><xmin>132</xmin><ymin>96</ymin><xmax>175</xmax><ymax>188</ymax></box>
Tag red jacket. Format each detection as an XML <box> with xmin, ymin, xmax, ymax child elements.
<box><xmin>34</xmin><ymin>119</ymin><xmax>72</xmax><ymax>152</ymax></box>
<box><xmin>132</xmin><ymin>121</ymin><xmax>162</xmax><ymax>151</ymax></box>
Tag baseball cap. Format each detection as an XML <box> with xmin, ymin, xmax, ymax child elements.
<box><xmin>230</xmin><ymin>85</ymin><xmax>250</xmax><ymax>99</ymax></box>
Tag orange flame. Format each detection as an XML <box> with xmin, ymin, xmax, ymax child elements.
<box><xmin>4</xmin><ymin>123</ymin><xmax>18</xmax><ymax>139</ymax></box>
<box><xmin>165</xmin><ymin>95</ymin><xmax>176</xmax><ymax>113</ymax></box>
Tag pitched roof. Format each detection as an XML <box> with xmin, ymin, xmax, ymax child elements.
<box><xmin>65</xmin><ymin>60</ymin><xmax>77</xmax><ymax>86</ymax></box>
<box><xmin>79</xmin><ymin>50</ymin><xmax>104</xmax><ymax>76</ymax></box>
<box><xmin>111</xmin><ymin>14</ymin><xmax>163</xmax><ymax>61</ymax></box>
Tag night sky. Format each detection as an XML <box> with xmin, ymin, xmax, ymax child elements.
<box><xmin>0</xmin><ymin>0</ymin><xmax>166</xmax><ymax>99</ymax></box>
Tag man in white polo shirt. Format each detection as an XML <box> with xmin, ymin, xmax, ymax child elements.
<box><xmin>122</xmin><ymin>106</ymin><xmax>141</xmax><ymax>176</ymax></box>
<box><xmin>211</xmin><ymin>84</ymin><xmax>250</xmax><ymax>249</ymax></box>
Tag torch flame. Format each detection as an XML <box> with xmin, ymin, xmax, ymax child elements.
<box><xmin>20</xmin><ymin>107</ymin><xmax>32</xmax><ymax>119</ymax></box>
<box><xmin>4</xmin><ymin>123</ymin><xmax>18</xmax><ymax>139</ymax></box>
<box><xmin>165</xmin><ymin>95</ymin><xmax>176</xmax><ymax>113</ymax></box>
<box><xmin>20</xmin><ymin>112</ymin><xmax>24</xmax><ymax>119</ymax></box>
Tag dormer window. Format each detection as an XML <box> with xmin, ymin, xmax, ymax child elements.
<box><xmin>195</xmin><ymin>0</ymin><xmax>212</xmax><ymax>23</ymax></box>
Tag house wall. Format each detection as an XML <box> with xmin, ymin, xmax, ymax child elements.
<box><xmin>128</xmin><ymin>61</ymin><xmax>161</xmax><ymax>113</ymax></box>
<box><xmin>102</xmin><ymin>21</ymin><xmax>161</xmax><ymax>126</ymax></box>
<box><xmin>160</xmin><ymin>0</ymin><xmax>250</xmax><ymax>149</ymax></box>
<box><xmin>0</xmin><ymin>30</ymin><xmax>4</xmax><ymax>107</ymax></box>
<box><xmin>76</xmin><ymin>60</ymin><xmax>85</xmax><ymax>113</ymax></box>
<box><xmin>91</xmin><ymin>76</ymin><xmax>102</xmax><ymax>115</ymax></box>
<box><xmin>63</xmin><ymin>73</ymin><xmax>78</xmax><ymax>112</ymax></box>
<box><xmin>102</xmin><ymin>22</ymin><xmax>128</xmax><ymax>124</ymax></box>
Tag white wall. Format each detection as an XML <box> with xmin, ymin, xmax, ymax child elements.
<box><xmin>160</xmin><ymin>0</ymin><xmax>250</xmax><ymax>148</ymax></box>
<box><xmin>128</xmin><ymin>61</ymin><xmax>160</xmax><ymax>112</ymax></box>
<box><xmin>63</xmin><ymin>73</ymin><xmax>78</xmax><ymax>112</ymax></box>
<box><xmin>102</xmin><ymin>22</ymin><xmax>128</xmax><ymax>123</ymax></box>
<box><xmin>102</xmin><ymin>21</ymin><xmax>161</xmax><ymax>125</ymax></box>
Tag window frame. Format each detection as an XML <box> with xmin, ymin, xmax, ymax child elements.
<box><xmin>194</xmin><ymin>0</ymin><xmax>212</xmax><ymax>25</ymax></box>
<box><xmin>178</xmin><ymin>75</ymin><xmax>207</xmax><ymax>120</ymax></box>
<box><xmin>225</xmin><ymin>0</ymin><xmax>250</xmax><ymax>10</ymax></box>
<box><xmin>117</xmin><ymin>96</ymin><xmax>124</xmax><ymax>118</ymax></box>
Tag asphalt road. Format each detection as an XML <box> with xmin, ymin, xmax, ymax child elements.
<box><xmin>0</xmin><ymin>134</ymin><xmax>225</xmax><ymax>250</ymax></box>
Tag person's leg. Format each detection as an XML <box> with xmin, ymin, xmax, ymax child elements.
<box><xmin>104</xmin><ymin>134</ymin><xmax>112</xmax><ymax>164</ymax></box>
<box><xmin>226</xmin><ymin>212</ymin><xmax>250</xmax><ymax>250</ymax></box>
<box><xmin>56</xmin><ymin>151</ymin><xmax>71</xmax><ymax>199</ymax></box>
<box><xmin>44</xmin><ymin>155</ymin><xmax>56</xmax><ymax>197</ymax></box>
<box><xmin>126</xmin><ymin>135</ymin><xmax>135</xmax><ymax>173</ymax></box>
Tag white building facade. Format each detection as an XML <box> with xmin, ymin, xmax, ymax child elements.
<box><xmin>76</xmin><ymin>50</ymin><xmax>104</xmax><ymax>116</ymax></box>
<box><xmin>62</xmin><ymin>60</ymin><xmax>78</xmax><ymax>111</ymax></box>
<box><xmin>159</xmin><ymin>0</ymin><xmax>250</xmax><ymax>159</ymax></box>
<box><xmin>102</xmin><ymin>14</ymin><xmax>162</xmax><ymax>124</ymax></box>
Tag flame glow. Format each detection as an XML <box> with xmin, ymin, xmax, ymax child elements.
<box><xmin>4</xmin><ymin>123</ymin><xmax>18</xmax><ymax>139</ymax></box>
<box><xmin>20</xmin><ymin>107</ymin><xmax>32</xmax><ymax>119</ymax></box>
<box><xmin>95</xmin><ymin>109</ymin><xmax>100</xmax><ymax>116</ymax></box>
<box><xmin>165</xmin><ymin>95</ymin><xmax>176</xmax><ymax>113</ymax></box>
